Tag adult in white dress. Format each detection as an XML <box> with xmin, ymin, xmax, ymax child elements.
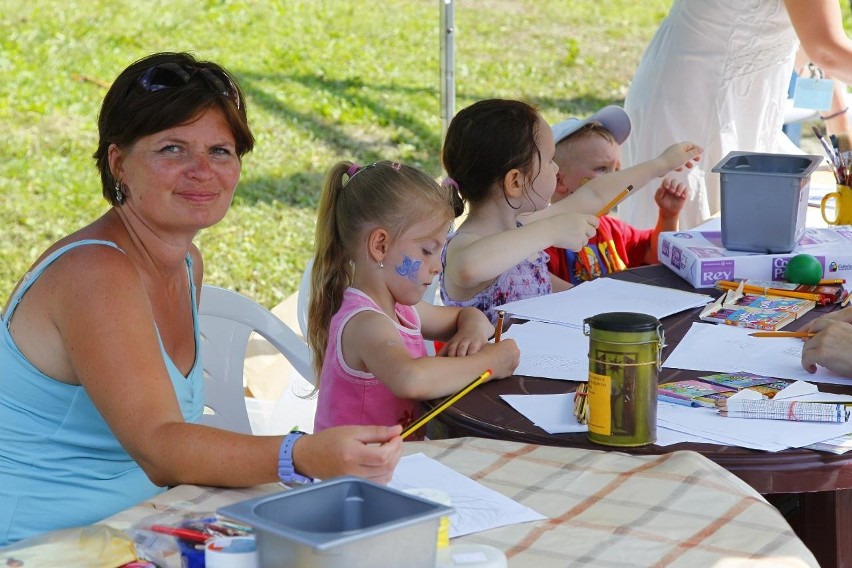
<box><xmin>620</xmin><ymin>0</ymin><xmax>852</xmax><ymax>230</ymax></box>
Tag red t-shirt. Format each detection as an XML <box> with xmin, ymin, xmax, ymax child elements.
<box><xmin>546</xmin><ymin>215</ymin><xmax>653</xmax><ymax>285</ymax></box>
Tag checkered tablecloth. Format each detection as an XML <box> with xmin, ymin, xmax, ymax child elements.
<box><xmin>404</xmin><ymin>437</ymin><xmax>817</xmax><ymax>567</ymax></box>
<box><xmin>103</xmin><ymin>437</ymin><xmax>817</xmax><ymax>567</ymax></box>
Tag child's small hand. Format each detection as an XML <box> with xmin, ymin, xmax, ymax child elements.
<box><xmin>439</xmin><ymin>332</ymin><xmax>488</xmax><ymax>357</ymax></box>
<box><xmin>654</xmin><ymin>178</ymin><xmax>688</xmax><ymax>219</ymax></box>
<box><xmin>658</xmin><ymin>141</ymin><xmax>703</xmax><ymax>174</ymax></box>
<box><xmin>550</xmin><ymin>213</ymin><xmax>598</xmax><ymax>251</ymax></box>
<box><xmin>482</xmin><ymin>339</ymin><xmax>521</xmax><ymax>379</ymax></box>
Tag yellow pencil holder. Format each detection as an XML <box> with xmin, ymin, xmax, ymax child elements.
<box><xmin>821</xmin><ymin>184</ymin><xmax>852</xmax><ymax>226</ymax></box>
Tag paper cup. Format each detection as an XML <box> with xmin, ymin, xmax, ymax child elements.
<box><xmin>205</xmin><ymin>536</ymin><xmax>257</xmax><ymax>568</ymax></box>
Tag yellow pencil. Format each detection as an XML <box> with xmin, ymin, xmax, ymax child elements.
<box><xmin>819</xmin><ymin>279</ymin><xmax>846</xmax><ymax>285</ymax></box>
<box><xmin>715</xmin><ymin>280</ymin><xmax>822</xmax><ymax>303</ymax></box>
<box><xmin>401</xmin><ymin>370</ymin><xmax>492</xmax><ymax>440</ymax></box>
<box><xmin>748</xmin><ymin>331</ymin><xmax>816</xmax><ymax>338</ymax></box>
<box><xmin>596</xmin><ymin>185</ymin><xmax>633</xmax><ymax>218</ymax></box>
<box><xmin>494</xmin><ymin>310</ymin><xmax>505</xmax><ymax>343</ymax></box>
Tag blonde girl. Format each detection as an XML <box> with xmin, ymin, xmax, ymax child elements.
<box><xmin>308</xmin><ymin>161</ymin><xmax>520</xmax><ymax>438</ymax></box>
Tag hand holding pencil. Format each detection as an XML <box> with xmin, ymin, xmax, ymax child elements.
<box><xmin>548</xmin><ymin>212</ymin><xmax>599</xmax><ymax>251</ymax></box>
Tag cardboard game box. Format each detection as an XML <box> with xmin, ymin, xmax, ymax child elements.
<box><xmin>658</xmin><ymin>227</ymin><xmax>852</xmax><ymax>289</ymax></box>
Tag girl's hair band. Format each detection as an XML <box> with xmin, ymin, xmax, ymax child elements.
<box><xmin>347</xmin><ymin>163</ymin><xmax>363</xmax><ymax>178</ymax></box>
<box><xmin>441</xmin><ymin>177</ymin><xmax>459</xmax><ymax>191</ymax></box>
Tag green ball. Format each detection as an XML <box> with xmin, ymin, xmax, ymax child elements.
<box><xmin>785</xmin><ymin>254</ymin><xmax>823</xmax><ymax>285</ymax></box>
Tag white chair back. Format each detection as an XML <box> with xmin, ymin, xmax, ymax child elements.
<box><xmin>198</xmin><ymin>285</ymin><xmax>314</xmax><ymax>434</ymax></box>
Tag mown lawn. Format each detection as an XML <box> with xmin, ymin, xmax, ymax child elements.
<box><xmin>1</xmin><ymin>0</ymin><xmax>672</xmax><ymax>307</ymax></box>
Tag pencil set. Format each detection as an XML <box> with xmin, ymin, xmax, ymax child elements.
<box><xmin>658</xmin><ymin>373</ymin><xmax>790</xmax><ymax>408</ymax></box>
<box><xmin>716</xmin><ymin>398</ymin><xmax>851</xmax><ymax>423</ymax></box>
<box><xmin>700</xmin><ymin>286</ymin><xmax>815</xmax><ymax>331</ymax></box>
<box><xmin>715</xmin><ymin>279</ymin><xmax>843</xmax><ymax>306</ymax></box>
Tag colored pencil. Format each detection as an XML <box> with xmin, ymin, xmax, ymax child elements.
<box><xmin>573</xmin><ymin>383</ymin><xmax>589</xmax><ymax>424</ymax></box>
<box><xmin>150</xmin><ymin>525</ymin><xmax>209</xmax><ymax>543</ymax></box>
<box><xmin>715</xmin><ymin>280</ymin><xmax>823</xmax><ymax>303</ymax></box>
<box><xmin>596</xmin><ymin>185</ymin><xmax>633</xmax><ymax>217</ymax></box>
<box><xmin>494</xmin><ymin>310</ymin><xmax>505</xmax><ymax>343</ymax></box>
<box><xmin>401</xmin><ymin>370</ymin><xmax>492</xmax><ymax>439</ymax></box>
<box><xmin>818</xmin><ymin>279</ymin><xmax>846</xmax><ymax>285</ymax></box>
<box><xmin>748</xmin><ymin>331</ymin><xmax>816</xmax><ymax>338</ymax></box>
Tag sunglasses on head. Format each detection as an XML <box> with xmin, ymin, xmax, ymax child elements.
<box><xmin>136</xmin><ymin>62</ymin><xmax>241</xmax><ymax>109</ymax></box>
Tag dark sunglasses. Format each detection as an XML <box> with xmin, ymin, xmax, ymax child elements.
<box><xmin>136</xmin><ymin>63</ymin><xmax>241</xmax><ymax>109</ymax></box>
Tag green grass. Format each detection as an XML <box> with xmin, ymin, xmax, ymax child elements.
<box><xmin>1</xmin><ymin>0</ymin><xmax>671</xmax><ymax>307</ymax></box>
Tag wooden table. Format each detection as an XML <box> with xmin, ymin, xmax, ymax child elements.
<box><xmin>101</xmin><ymin>437</ymin><xmax>818</xmax><ymax>567</ymax></box>
<box><xmin>430</xmin><ymin>265</ymin><xmax>852</xmax><ymax>567</ymax></box>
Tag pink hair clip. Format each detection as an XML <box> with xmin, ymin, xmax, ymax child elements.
<box><xmin>441</xmin><ymin>177</ymin><xmax>460</xmax><ymax>191</ymax></box>
<box><xmin>347</xmin><ymin>163</ymin><xmax>363</xmax><ymax>178</ymax></box>
<box><xmin>390</xmin><ymin>162</ymin><xmax>402</xmax><ymax>171</ymax></box>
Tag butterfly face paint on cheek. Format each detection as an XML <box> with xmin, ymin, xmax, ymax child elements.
<box><xmin>395</xmin><ymin>256</ymin><xmax>422</xmax><ymax>281</ymax></box>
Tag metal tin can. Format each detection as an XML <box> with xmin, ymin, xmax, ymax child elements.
<box><xmin>583</xmin><ymin>312</ymin><xmax>664</xmax><ymax>447</ymax></box>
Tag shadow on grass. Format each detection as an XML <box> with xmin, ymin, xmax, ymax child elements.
<box><xmin>537</xmin><ymin>95</ymin><xmax>626</xmax><ymax>116</ymax></box>
<box><xmin>233</xmin><ymin>171</ymin><xmax>325</xmax><ymax>209</ymax></box>
<box><xmin>244</xmin><ymin>72</ymin><xmax>439</xmax><ymax>147</ymax></box>
<box><xmin>232</xmin><ymin>68</ymin><xmax>624</xmax><ymax>207</ymax></box>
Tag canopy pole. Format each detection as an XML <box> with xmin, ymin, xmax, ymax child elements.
<box><xmin>440</xmin><ymin>0</ymin><xmax>455</xmax><ymax>144</ymax></box>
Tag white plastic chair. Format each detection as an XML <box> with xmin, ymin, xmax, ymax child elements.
<box><xmin>296</xmin><ymin>257</ymin><xmax>314</xmax><ymax>339</ymax></box>
<box><xmin>198</xmin><ymin>285</ymin><xmax>314</xmax><ymax>434</ymax></box>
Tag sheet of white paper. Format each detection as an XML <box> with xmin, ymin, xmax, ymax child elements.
<box><xmin>499</xmin><ymin>393</ymin><xmax>588</xmax><ymax>434</ymax></box>
<box><xmin>390</xmin><ymin>453</ymin><xmax>546</xmax><ymax>538</ymax></box>
<box><xmin>656</xmin><ymin>400</ymin><xmax>852</xmax><ymax>451</ymax></box>
<box><xmin>657</xmin><ymin>402</ymin><xmax>789</xmax><ymax>451</ymax></box>
<box><xmin>497</xmin><ymin>393</ymin><xmax>738</xmax><ymax>445</ymax></box>
<box><xmin>654</xmin><ymin>425</ymin><xmax>724</xmax><ymax>446</ymax></box>
<box><xmin>663</xmin><ymin>322</ymin><xmax>852</xmax><ymax>386</ymax></box>
<box><xmin>497</xmin><ymin>278</ymin><xmax>712</xmax><ymax>328</ymax></box>
<box><xmin>502</xmin><ymin>321</ymin><xmax>589</xmax><ymax>381</ymax></box>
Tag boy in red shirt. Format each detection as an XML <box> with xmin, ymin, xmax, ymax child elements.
<box><xmin>546</xmin><ymin>106</ymin><xmax>687</xmax><ymax>285</ymax></box>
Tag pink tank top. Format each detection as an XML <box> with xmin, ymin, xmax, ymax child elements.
<box><xmin>313</xmin><ymin>288</ymin><xmax>427</xmax><ymax>439</ymax></box>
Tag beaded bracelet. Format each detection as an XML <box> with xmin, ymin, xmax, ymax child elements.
<box><xmin>821</xmin><ymin>106</ymin><xmax>849</xmax><ymax>120</ymax></box>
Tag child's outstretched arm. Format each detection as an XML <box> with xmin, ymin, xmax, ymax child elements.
<box><xmin>537</xmin><ymin>141</ymin><xmax>703</xmax><ymax>218</ymax></box>
<box><xmin>344</xmin><ymin>310</ymin><xmax>520</xmax><ymax>400</ymax></box>
<box><xmin>444</xmin><ymin>213</ymin><xmax>598</xmax><ymax>294</ymax></box>
<box><xmin>417</xmin><ymin>303</ymin><xmax>495</xmax><ymax>357</ymax></box>
<box><xmin>645</xmin><ymin>177</ymin><xmax>688</xmax><ymax>264</ymax></box>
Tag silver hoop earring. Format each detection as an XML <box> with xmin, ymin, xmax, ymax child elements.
<box><xmin>114</xmin><ymin>181</ymin><xmax>125</xmax><ymax>205</ymax></box>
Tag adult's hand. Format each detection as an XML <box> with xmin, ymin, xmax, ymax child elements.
<box><xmin>801</xmin><ymin>318</ymin><xmax>852</xmax><ymax>377</ymax></box>
<box><xmin>293</xmin><ymin>424</ymin><xmax>403</xmax><ymax>484</ymax></box>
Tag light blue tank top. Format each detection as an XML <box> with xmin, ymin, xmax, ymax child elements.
<box><xmin>0</xmin><ymin>240</ymin><xmax>204</xmax><ymax>545</ymax></box>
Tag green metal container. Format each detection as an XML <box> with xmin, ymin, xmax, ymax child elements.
<box><xmin>583</xmin><ymin>312</ymin><xmax>663</xmax><ymax>447</ymax></box>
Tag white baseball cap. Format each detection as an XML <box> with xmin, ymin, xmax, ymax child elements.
<box><xmin>551</xmin><ymin>105</ymin><xmax>632</xmax><ymax>145</ymax></box>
